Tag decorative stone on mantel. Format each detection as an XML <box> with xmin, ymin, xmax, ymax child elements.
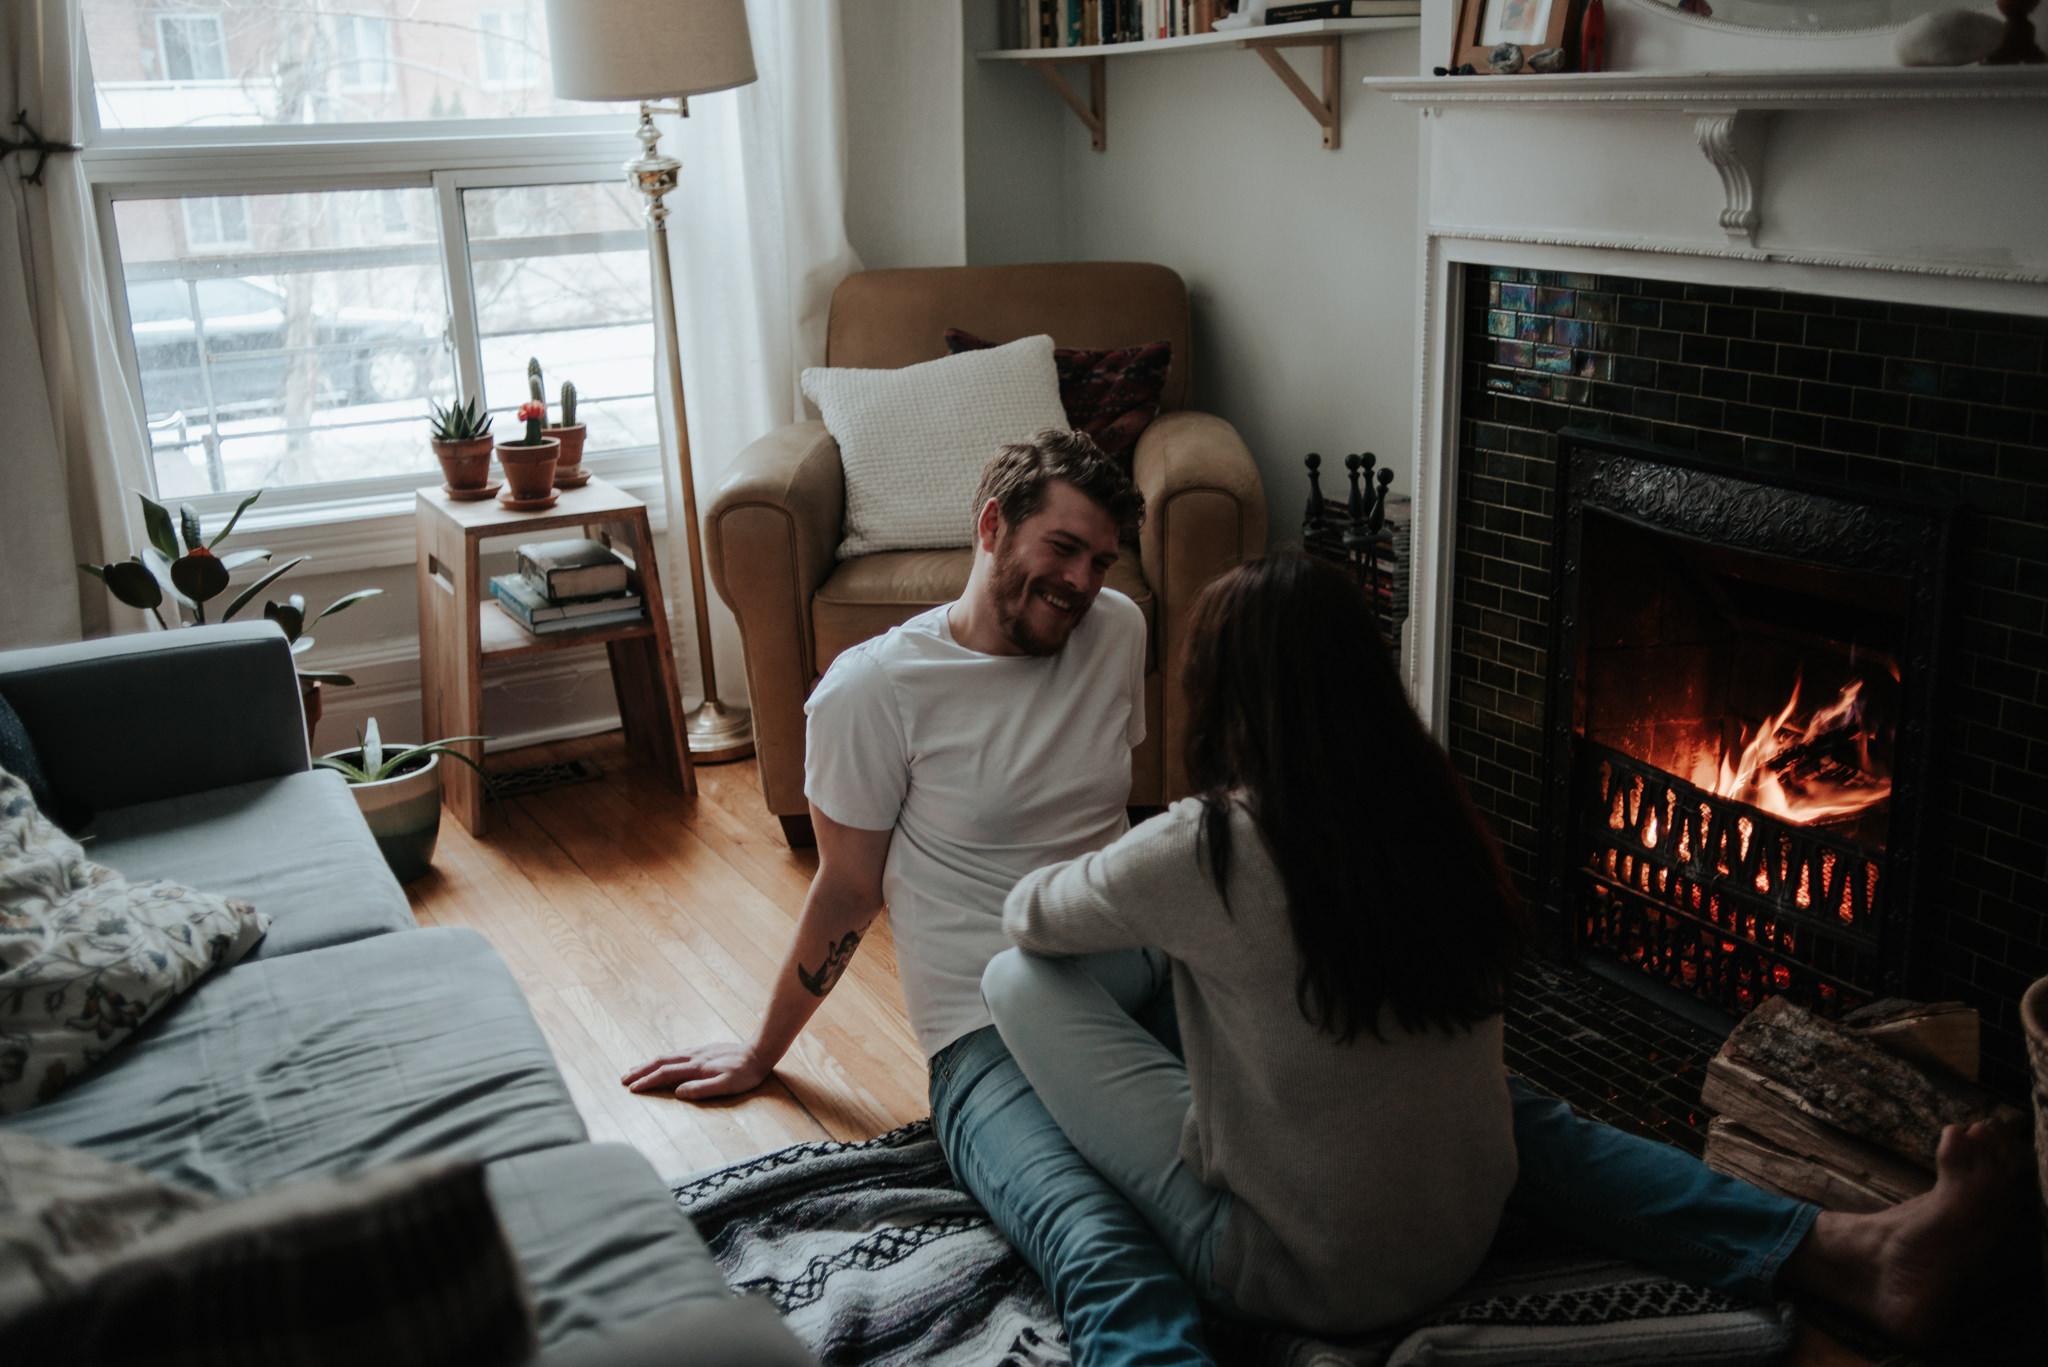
<box><xmin>1367</xmin><ymin>67</ymin><xmax>2048</xmax><ymax>249</ymax></box>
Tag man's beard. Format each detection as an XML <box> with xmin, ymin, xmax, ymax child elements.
<box><xmin>988</xmin><ymin>541</ymin><xmax>1090</xmax><ymax>658</ymax></box>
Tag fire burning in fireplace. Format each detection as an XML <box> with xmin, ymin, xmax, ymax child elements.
<box><xmin>1685</xmin><ymin>671</ymin><xmax>1894</xmax><ymax>830</ymax></box>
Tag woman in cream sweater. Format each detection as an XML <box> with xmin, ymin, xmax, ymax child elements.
<box><xmin>981</xmin><ymin>551</ymin><xmax>1528</xmax><ymax>1336</ymax></box>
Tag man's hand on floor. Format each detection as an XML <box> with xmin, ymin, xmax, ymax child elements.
<box><xmin>623</xmin><ymin>1042</ymin><xmax>772</xmax><ymax>1100</ymax></box>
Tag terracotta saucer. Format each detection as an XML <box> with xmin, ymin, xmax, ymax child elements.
<box><xmin>498</xmin><ymin>490</ymin><xmax>560</xmax><ymax>512</ymax></box>
<box><xmin>444</xmin><ymin>481</ymin><xmax>502</xmax><ymax>502</ymax></box>
<box><xmin>554</xmin><ymin>470</ymin><xmax>591</xmax><ymax>489</ymax></box>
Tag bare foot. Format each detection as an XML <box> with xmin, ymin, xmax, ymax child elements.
<box><xmin>1781</xmin><ymin>1118</ymin><xmax>2028</xmax><ymax>1347</ymax></box>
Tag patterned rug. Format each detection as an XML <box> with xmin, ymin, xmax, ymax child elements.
<box><xmin>671</xmin><ymin>1121</ymin><xmax>1796</xmax><ymax>1367</ymax></box>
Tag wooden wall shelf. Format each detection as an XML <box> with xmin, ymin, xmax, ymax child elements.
<box><xmin>979</xmin><ymin>15</ymin><xmax>1421</xmax><ymax>151</ymax></box>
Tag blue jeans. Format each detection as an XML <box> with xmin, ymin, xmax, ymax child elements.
<box><xmin>943</xmin><ymin>949</ymin><xmax>1822</xmax><ymax>1366</ymax></box>
<box><xmin>930</xmin><ymin>949</ymin><xmax>1213</xmax><ymax>1367</ymax></box>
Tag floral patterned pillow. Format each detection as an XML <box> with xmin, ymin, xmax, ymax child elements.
<box><xmin>0</xmin><ymin>767</ymin><xmax>268</xmax><ymax>1113</ymax></box>
<box><xmin>945</xmin><ymin>328</ymin><xmax>1173</xmax><ymax>467</ymax></box>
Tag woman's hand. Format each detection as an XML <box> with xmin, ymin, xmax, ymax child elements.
<box><xmin>622</xmin><ymin>1042</ymin><xmax>772</xmax><ymax>1100</ymax></box>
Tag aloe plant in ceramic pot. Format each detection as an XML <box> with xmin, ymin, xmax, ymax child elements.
<box><xmin>317</xmin><ymin>719</ymin><xmax>494</xmax><ymax>883</ymax></box>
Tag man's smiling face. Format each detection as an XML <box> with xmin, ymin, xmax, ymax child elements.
<box><xmin>982</xmin><ymin>479</ymin><xmax>1122</xmax><ymax>657</ymax></box>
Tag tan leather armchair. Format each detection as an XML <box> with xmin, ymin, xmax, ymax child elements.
<box><xmin>706</xmin><ymin>264</ymin><xmax>1266</xmax><ymax>846</ymax></box>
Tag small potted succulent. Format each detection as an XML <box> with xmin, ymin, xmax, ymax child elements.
<box><xmin>317</xmin><ymin>718</ymin><xmax>494</xmax><ymax>883</ymax></box>
<box><xmin>528</xmin><ymin>358</ymin><xmax>588</xmax><ymax>488</ymax></box>
<box><xmin>429</xmin><ymin>396</ymin><xmax>495</xmax><ymax>493</ymax></box>
<box><xmin>78</xmin><ymin>489</ymin><xmax>382</xmax><ymax>742</ymax></box>
<box><xmin>496</xmin><ymin>397</ymin><xmax>559</xmax><ymax>504</ymax></box>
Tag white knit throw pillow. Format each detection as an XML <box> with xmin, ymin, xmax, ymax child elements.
<box><xmin>802</xmin><ymin>335</ymin><xmax>1069</xmax><ymax>559</ymax></box>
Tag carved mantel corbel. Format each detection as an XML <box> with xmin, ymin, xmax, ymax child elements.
<box><xmin>1688</xmin><ymin>107</ymin><xmax>1771</xmax><ymax>246</ymax></box>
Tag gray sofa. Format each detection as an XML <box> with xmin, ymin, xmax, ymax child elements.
<box><xmin>0</xmin><ymin>622</ymin><xmax>808</xmax><ymax>1366</ymax></box>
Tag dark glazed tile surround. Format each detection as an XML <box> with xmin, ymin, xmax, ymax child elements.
<box><xmin>1453</xmin><ymin>266</ymin><xmax>2048</xmax><ymax>1101</ymax></box>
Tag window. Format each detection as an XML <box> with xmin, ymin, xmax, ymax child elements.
<box><xmin>478</xmin><ymin>12</ymin><xmax>539</xmax><ymax>89</ymax></box>
<box><xmin>330</xmin><ymin>14</ymin><xmax>394</xmax><ymax>92</ymax></box>
<box><xmin>156</xmin><ymin>14</ymin><xmax>227</xmax><ymax>81</ymax></box>
<box><xmin>180</xmin><ymin>194</ymin><xmax>251</xmax><ymax>251</ymax></box>
<box><xmin>82</xmin><ymin>0</ymin><xmax>652</xmax><ymax>516</ymax></box>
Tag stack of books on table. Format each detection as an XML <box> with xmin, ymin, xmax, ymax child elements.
<box><xmin>489</xmin><ymin>538</ymin><xmax>645</xmax><ymax>635</ymax></box>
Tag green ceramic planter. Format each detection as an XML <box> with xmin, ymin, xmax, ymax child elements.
<box><xmin>327</xmin><ymin>746</ymin><xmax>443</xmax><ymax>884</ymax></box>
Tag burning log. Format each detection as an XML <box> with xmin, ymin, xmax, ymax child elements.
<box><xmin>1700</xmin><ymin>996</ymin><xmax>2021</xmax><ymax>1211</ymax></box>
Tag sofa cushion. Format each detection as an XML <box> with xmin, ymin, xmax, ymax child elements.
<box><xmin>1</xmin><ymin>769</ymin><xmax>270</xmax><ymax>1115</ymax></box>
<box><xmin>801</xmin><ymin>334</ymin><xmax>1069</xmax><ymax>559</ymax></box>
<box><xmin>1</xmin><ymin>1136</ymin><xmax>534</xmax><ymax>1367</ymax></box>
<box><xmin>84</xmin><ymin>769</ymin><xmax>415</xmax><ymax>959</ymax></box>
<box><xmin>811</xmin><ymin>547</ymin><xmax>1155</xmax><ymax>679</ymax></box>
<box><xmin>485</xmin><ymin>1143</ymin><xmax>732</xmax><ymax>1356</ymax></box>
<box><xmin>1</xmin><ymin>927</ymin><xmax>586</xmax><ymax>1197</ymax></box>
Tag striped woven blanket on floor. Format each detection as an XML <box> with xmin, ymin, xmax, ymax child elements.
<box><xmin>671</xmin><ymin>1120</ymin><xmax>1795</xmax><ymax>1367</ymax></box>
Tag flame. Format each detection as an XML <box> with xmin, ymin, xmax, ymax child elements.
<box><xmin>1688</xmin><ymin>671</ymin><xmax>1891</xmax><ymax>825</ymax></box>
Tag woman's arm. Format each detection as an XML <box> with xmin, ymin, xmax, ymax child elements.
<box><xmin>1003</xmin><ymin>808</ymin><xmax>1195</xmax><ymax>956</ymax></box>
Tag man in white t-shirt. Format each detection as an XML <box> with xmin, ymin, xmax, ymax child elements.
<box><xmin>625</xmin><ymin>430</ymin><xmax>2018</xmax><ymax>1365</ymax></box>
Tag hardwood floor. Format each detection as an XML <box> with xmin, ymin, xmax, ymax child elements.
<box><xmin>406</xmin><ymin>730</ymin><xmax>927</xmax><ymax>1182</ymax></box>
<box><xmin>411</xmin><ymin>728</ymin><xmax>1867</xmax><ymax>1367</ymax></box>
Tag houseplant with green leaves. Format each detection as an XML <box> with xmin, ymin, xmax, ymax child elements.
<box><xmin>317</xmin><ymin>718</ymin><xmax>493</xmax><ymax>883</ymax></box>
<box><xmin>430</xmin><ymin>395</ymin><xmax>495</xmax><ymax>493</ymax></box>
<box><xmin>77</xmin><ymin>489</ymin><xmax>383</xmax><ymax>735</ymax></box>
<box><xmin>528</xmin><ymin>357</ymin><xmax>588</xmax><ymax>488</ymax></box>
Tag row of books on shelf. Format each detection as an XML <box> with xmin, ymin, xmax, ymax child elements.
<box><xmin>1000</xmin><ymin>0</ymin><xmax>1410</xmax><ymax>47</ymax></box>
<box><xmin>489</xmin><ymin>538</ymin><xmax>645</xmax><ymax>636</ymax></box>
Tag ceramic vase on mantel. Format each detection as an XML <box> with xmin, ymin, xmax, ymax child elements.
<box><xmin>2023</xmin><ymin>975</ymin><xmax>2048</xmax><ymax>1300</ymax></box>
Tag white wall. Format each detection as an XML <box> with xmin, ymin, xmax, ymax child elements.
<box><xmin>961</xmin><ymin>18</ymin><xmax>1428</xmax><ymax>549</ymax></box>
<box><xmin>844</xmin><ymin>0</ymin><xmax>969</xmax><ymax>269</ymax></box>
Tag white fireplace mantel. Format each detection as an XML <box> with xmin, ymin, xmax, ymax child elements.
<box><xmin>1376</xmin><ymin>59</ymin><xmax>2048</xmax><ymax>739</ymax></box>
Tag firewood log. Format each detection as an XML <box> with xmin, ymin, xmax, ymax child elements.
<box><xmin>1703</xmin><ymin>1118</ymin><xmax>1906</xmax><ymax>1214</ymax></box>
<box><xmin>1702</xmin><ymin>1054</ymin><xmax>1936</xmax><ymax>1198</ymax></box>
<box><xmin>1721</xmin><ymin>996</ymin><xmax>2019</xmax><ymax>1169</ymax></box>
<box><xmin>1839</xmin><ymin>997</ymin><xmax>1979</xmax><ymax>1082</ymax></box>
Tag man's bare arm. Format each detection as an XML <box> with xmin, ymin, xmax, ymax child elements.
<box><xmin>622</xmin><ymin>805</ymin><xmax>891</xmax><ymax>1101</ymax></box>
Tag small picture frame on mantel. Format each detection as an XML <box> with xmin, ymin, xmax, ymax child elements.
<box><xmin>1450</xmin><ymin>0</ymin><xmax>1582</xmax><ymax>72</ymax></box>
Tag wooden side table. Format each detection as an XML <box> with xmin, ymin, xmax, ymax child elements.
<box><xmin>416</xmin><ymin>476</ymin><xmax>695</xmax><ymax>835</ymax></box>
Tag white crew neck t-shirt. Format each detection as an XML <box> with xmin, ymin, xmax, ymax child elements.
<box><xmin>804</xmin><ymin>590</ymin><xmax>1148</xmax><ymax>1057</ymax></box>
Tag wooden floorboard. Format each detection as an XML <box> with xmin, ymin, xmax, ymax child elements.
<box><xmin>406</xmin><ymin>731</ymin><xmax>928</xmax><ymax>1181</ymax></box>
<box><xmin>409</xmin><ymin>728</ymin><xmax>1869</xmax><ymax>1366</ymax></box>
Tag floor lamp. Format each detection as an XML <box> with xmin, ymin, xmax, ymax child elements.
<box><xmin>543</xmin><ymin>0</ymin><xmax>757</xmax><ymax>762</ymax></box>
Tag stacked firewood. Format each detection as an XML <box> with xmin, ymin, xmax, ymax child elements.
<box><xmin>1700</xmin><ymin>996</ymin><xmax>2023</xmax><ymax>1213</ymax></box>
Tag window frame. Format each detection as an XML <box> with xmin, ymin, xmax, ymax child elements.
<box><xmin>80</xmin><ymin>104</ymin><xmax>657</xmax><ymax>541</ymax></box>
<box><xmin>154</xmin><ymin>12</ymin><xmax>229</xmax><ymax>82</ymax></box>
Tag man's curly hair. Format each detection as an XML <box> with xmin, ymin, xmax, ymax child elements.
<box><xmin>973</xmin><ymin>429</ymin><xmax>1144</xmax><ymax>544</ymax></box>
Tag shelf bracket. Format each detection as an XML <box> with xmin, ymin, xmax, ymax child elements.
<box><xmin>1027</xmin><ymin>57</ymin><xmax>1107</xmax><ymax>152</ymax></box>
<box><xmin>1238</xmin><ymin>35</ymin><xmax>1341</xmax><ymax>149</ymax></box>
<box><xmin>1688</xmin><ymin>107</ymin><xmax>1771</xmax><ymax>246</ymax></box>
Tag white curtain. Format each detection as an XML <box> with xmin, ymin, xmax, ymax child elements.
<box><xmin>0</xmin><ymin>1</ymin><xmax>151</xmax><ymax>650</ymax></box>
<box><xmin>652</xmin><ymin>0</ymin><xmax>861</xmax><ymax>709</ymax></box>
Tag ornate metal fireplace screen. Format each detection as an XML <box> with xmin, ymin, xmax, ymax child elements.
<box><xmin>1543</xmin><ymin>431</ymin><xmax>1951</xmax><ymax>1020</ymax></box>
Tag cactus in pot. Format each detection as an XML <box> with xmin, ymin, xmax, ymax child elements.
<box><xmin>429</xmin><ymin>396</ymin><xmax>495</xmax><ymax>491</ymax></box>
<box><xmin>549</xmin><ymin>377</ymin><xmax>589</xmax><ymax>487</ymax></box>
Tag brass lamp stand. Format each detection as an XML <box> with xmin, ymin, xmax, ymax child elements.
<box><xmin>625</xmin><ymin>102</ymin><xmax>751</xmax><ymax>762</ymax></box>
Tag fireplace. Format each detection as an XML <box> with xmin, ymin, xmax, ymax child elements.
<box><xmin>1445</xmin><ymin>265</ymin><xmax>2048</xmax><ymax>1103</ymax></box>
<box><xmin>1540</xmin><ymin>432</ymin><xmax>1952</xmax><ymax>1023</ymax></box>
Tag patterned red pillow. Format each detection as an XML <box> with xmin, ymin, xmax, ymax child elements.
<box><xmin>944</xmin><ymin>329</ymin><xmax>1171</xmax><ymax>465</ymax></box>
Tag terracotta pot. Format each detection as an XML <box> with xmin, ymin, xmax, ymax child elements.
<box><xmin>2024</xmin><ymin>975</ymin><xmax>2048</xmax><ymax>1300</ymax></box>
<box><xmin>496</xmin><ymin>437</ymin><xmax>559</xmax><ymax>500</ymax></box>
<box><xmin>327</xmin><ymin>746</ymin><xmax>443</xmax><ymax>884</ymax></box>
<box><xmin>544</xmin><ymin>423</ymin><xmax>587</xmax><ymax>481</ymax></box>
<box><xmin>433</xmin><ymin>435</ymin><xmax>495</xmax><ymax>490</ymax></box>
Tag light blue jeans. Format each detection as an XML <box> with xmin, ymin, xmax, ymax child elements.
<box><xmin>967</xmin><ymin>947</ymin><xmax>1820</xmax><ymax>1365</ymax></box>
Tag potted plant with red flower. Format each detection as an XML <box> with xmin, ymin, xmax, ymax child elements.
<box><xmin>496</xmin><ymin>398</ymin><xmax>559</xmax><ymax>505</ymax></box>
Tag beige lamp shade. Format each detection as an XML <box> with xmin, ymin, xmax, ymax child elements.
<box><xmin>544</xmin><ymin>0</ymin><xmax>758</xmax><ymax>101</ymax></box>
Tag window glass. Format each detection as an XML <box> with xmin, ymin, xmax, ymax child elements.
<box><xmin>114</xmin><ymin>189</ymin><xmax>452</xmax><ymax>498</ymax></box>
<box><xmin>87</xmin><ymin>1</ymin><xmax>630</xmax><ymax>130</ymax></box>
<box><xmin>462</xmin><ymin>182</ymin><xmax>657</xmax><ymax>461</ymax></box>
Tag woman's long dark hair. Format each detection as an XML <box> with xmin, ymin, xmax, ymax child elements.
<box><xmin>1181</xmin><ymin>550</ymin><xmax>1526</xmax><ymax>1042</ymax></box>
